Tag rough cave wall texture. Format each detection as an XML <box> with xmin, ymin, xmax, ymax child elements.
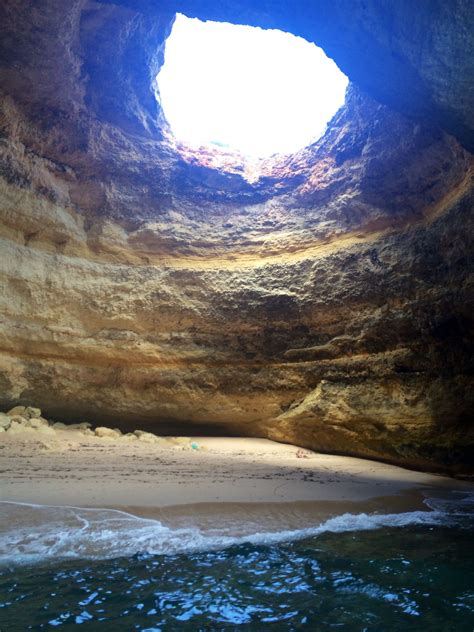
<box><xmin>0</xmin><ymin>0</ymin><xmax>473</xmax><ymax>473</ymax></box>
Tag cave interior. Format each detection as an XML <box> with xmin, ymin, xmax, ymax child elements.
<box><xmin>0</xmin><ymin>0</ymin><xmax>473</xmax><ymax>475</ymax></box>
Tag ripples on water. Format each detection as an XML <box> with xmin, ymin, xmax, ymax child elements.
<box><xmin>0</xmin><ymin>493</ymin><xmax>473</xmax><ymax>631</ymax></box>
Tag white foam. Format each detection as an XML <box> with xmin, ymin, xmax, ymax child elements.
<box><xmin>422</xmin><ymin>490</ymin><xmax>474</xmax><ymax>515</ymax></box>
<box><xmin>2</xmin><ymin>495</ymin><xmax>470</xmax><ymax>566</ymax></box>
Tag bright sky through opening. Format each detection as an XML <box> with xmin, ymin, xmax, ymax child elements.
<box><xmin>157</xmin><ymin>15</ymin><xmax>348</xmax><ymax>157</ymax></box>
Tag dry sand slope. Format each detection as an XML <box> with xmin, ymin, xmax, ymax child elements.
<box><xmin>1</xmin><ymin>413</ymin><xmax>471</xmax><ymax>513</ymax></box>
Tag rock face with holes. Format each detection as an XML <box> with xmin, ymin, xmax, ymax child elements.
<box><xmin>0</xmin><ymin>0</ymin><xmax>473</xmax><ymax>474</ymax></box>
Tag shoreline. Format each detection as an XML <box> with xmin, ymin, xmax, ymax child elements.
<box><xmin>2</xmin><ymin>488</ymin><xmax>471</xmax><ymax>565</ymax></box>
<box><xmin>1</xmin><ymin>428</ymin><xmax>473</xmax><ymax>563</ymax></box>
<box><xmin>2</xmin><ymin>428</ymin><xmax>473</xmax><ymax>521</ymax></box>
<box><xmin>1</xmin><ymin>489</ymin><xmax>432</xmax><ymax>531</ymax></box>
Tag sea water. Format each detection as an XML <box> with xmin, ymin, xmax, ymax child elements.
<box><xmin>0</xmin><ymin>492</ymin><xmax>473</xmax><ymax>630</ymax></box>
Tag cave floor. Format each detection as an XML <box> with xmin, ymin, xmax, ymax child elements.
<box><xmin>1</xmin><ymin>428</ymin><xmax>472</xmax><ymax>535</ymax></box>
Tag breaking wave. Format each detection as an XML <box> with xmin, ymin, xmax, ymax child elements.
<box><xmin>1</xmin><ymin>491</ymin><xmax>473</xmax><ymax>566</ymax></box>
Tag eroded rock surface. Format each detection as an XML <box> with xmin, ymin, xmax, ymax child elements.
<box><xmin>0</xmin><ymin>0</ymin><xmax>473</xmax><ymax>473</ymax></box>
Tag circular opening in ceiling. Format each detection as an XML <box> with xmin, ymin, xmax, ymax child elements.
<box><xmin>157</xmin><ymin>14</ymin><xmax>349</xmax><ymax>159</ymax></box>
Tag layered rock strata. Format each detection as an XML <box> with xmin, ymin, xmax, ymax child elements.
<box><xmin>0</xmin><ymin>0</ymin><xmax>473</xmax><ymax>473</ymax></box>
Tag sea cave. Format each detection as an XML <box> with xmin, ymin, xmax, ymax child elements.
<box><xmin>0</xmin><ymin>1</ymin><xmax>473</xmax><ymax>629</ymax></box>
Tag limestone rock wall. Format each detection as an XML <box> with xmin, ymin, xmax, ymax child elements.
<box><xmin>0</xmin><ymin>0</ymin><xmax>473</xmax><ymax>473</ymax></box>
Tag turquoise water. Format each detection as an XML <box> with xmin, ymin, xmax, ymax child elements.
<box><xmin>1</xmin><ymin>495</ymin><xmax>473</xmax><ymax>630</ymax></box>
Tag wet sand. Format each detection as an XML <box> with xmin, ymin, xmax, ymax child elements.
<box><xmin>1</xmin><ymin>428</ymin><xmax>474</xmax><ymax>563</ymax></box>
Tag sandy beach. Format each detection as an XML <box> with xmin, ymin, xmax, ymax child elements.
<box><xmin>1</xmin><ymin>424</ymin><xmax>471</xmax><ymax>511</ymax></box>
<box><xmin>1</xmin><ymin>422</ymin><xmax>473</xmax><ymax>563</ymax></box>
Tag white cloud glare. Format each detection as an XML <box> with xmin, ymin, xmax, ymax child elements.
<box><xmin>157</xmin><ymin>14</ymin><xmax>348</xmax><ymax>157</ymax></box>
